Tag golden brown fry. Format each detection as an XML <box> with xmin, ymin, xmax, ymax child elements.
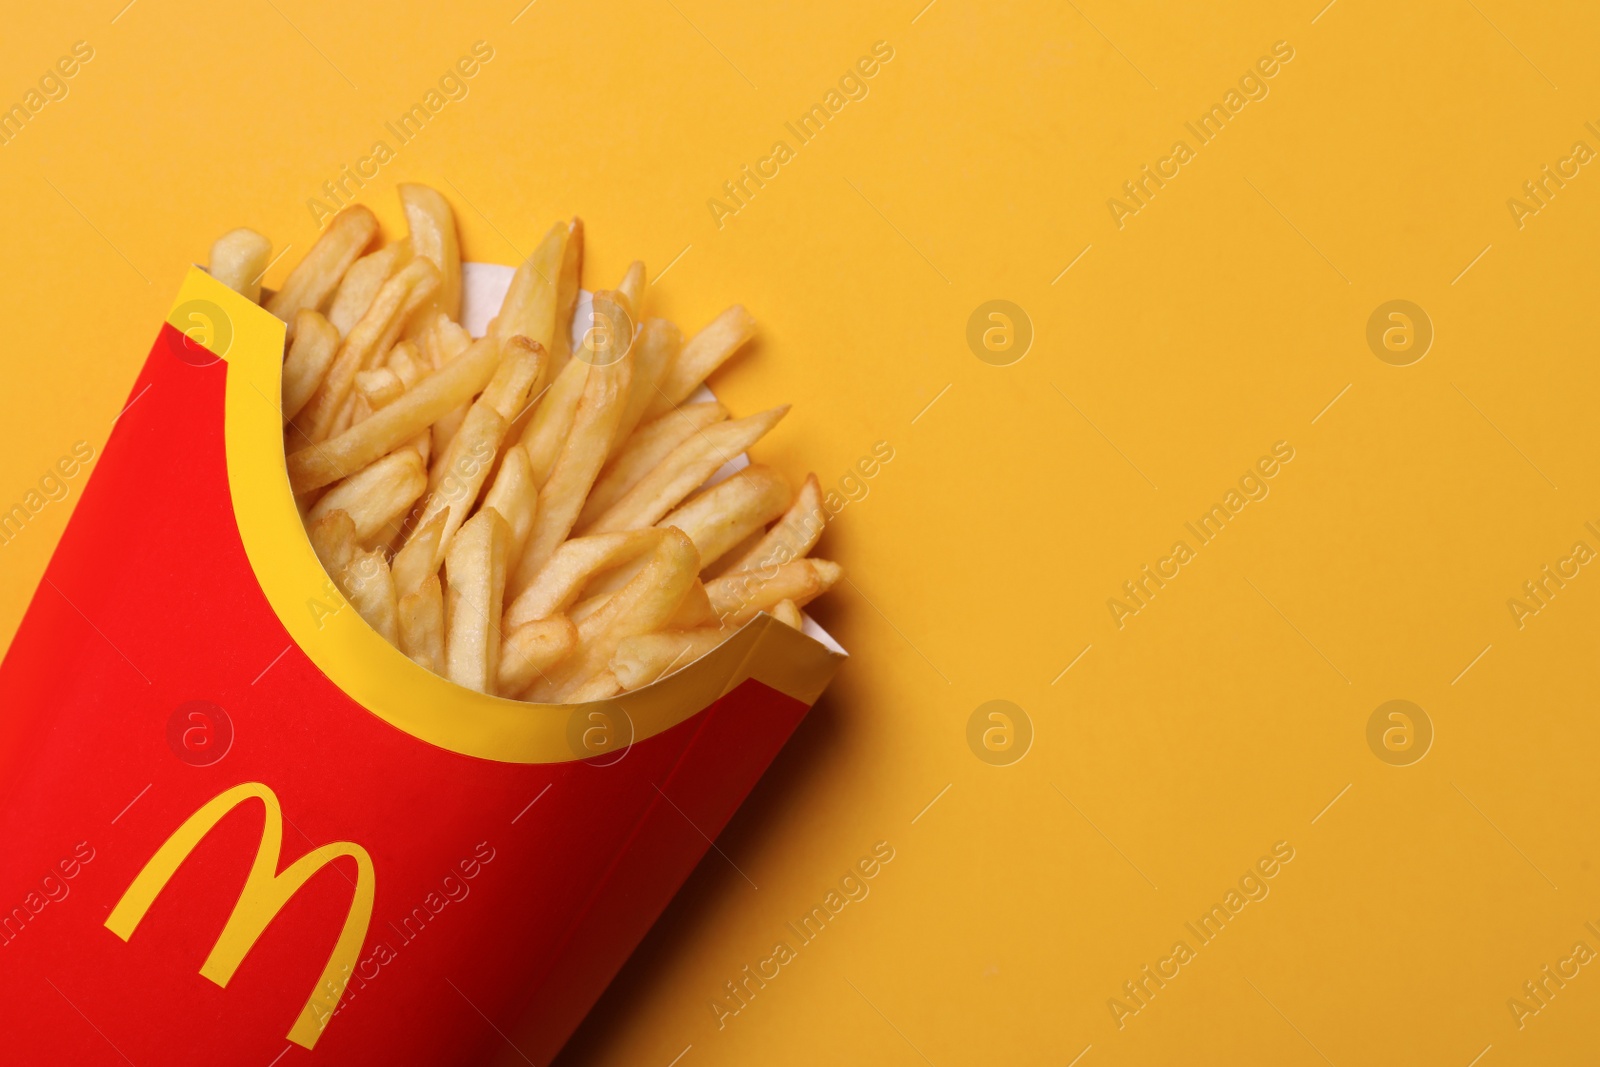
<box><xmin>493</xmin><ymin>219</ymin><xmax>581</xmax><ymax>355</ymax></box>
<box><xmin>287</xmin><ymin>335</ymin><xmax>500</xmax><ymax>494</ymax></box>
<box><xmin>723</xmin><ymin>472</ymin><xmax>827</xmax><ymax>575</ymax></box>
<box><xmin>208</xmin><ymin>228</ymin><xmax>271</xmax><ymax>303</ymax></box>
<box><xmin>567</xmin><ymin>591</ymin><xmax>610</xmax><ymax>625</ymax></box>
<box><xmin>482</xmin><ymin>444</ymin><xmax>538</xmax><ymax>572</ymax></box>
<box><xmin>423</xmin><ymin>315</ymin><xmax>476</xmax><ymax>453</ymax></box>
<box><xmin>398</xmin><ymin>575</ymin><xmax>445</xmax><ymax>674</ymax></box>
<box><xmin>549</xmin><ymin>219</ymin><xmax>583</xmax><ymax>374</ymax></box>
<box><xmin>615</xmin><ymin>260</ymin><xmax>646</xmax><ymax>319</ymax></box>
<box><xmin>327</xmin><ymin>241</ymin><xmax>409</xmax><ymax>338</ymax></box>
<box><xmin>495</xmin><ymin>616</ymin><xmax>577</xmax><ymax>698</ymax></box>
<box><xmin>267</xmin><ymin>206</ymin><xmax>378</xmax><ymax>338</ymax></box>
<box><xmin>391</xmin><ymin>510</ymin><xmax>447</xmax><ymax>599</ymax></box>
<box><xmin>526</xmin><ymin>528</ymin><xmax>698</xmax><ymax>701</ymax></box>
<box><xmin>771</xmin><ymin>598</ymin><xmax>804</xmax><ymax>630</ymax></box>
<box><xmin>398</xmin><ymin>183</ymin><xmax>461</xmax><ymax>327</ymax></box>
<box><xmin>584</xmin><ymin>406</ymin><xmax>788</xmax><ymax>535</ymax></box>
<box><xmin>659</xmin><ymin>465</ymin><xmax>792</xmax><ymax>571</ymax></box>
<box><xmin>612</xmin><ymin>628</ymin><xmax>727</xmax><ymax>691</ymax></box>
<box><xmin>566</xmin><ymin>670</ymin><xmax>623</xmax><ymax>702</ymax></box>
<box><xmin>504</xmin><ymin>528</ymin><xmax>665</xmax><ymax>629</ymax></box>
<box><xmin>407</xmin><ymin>430</ymin><xmax>431</xmax><ymax>468</ymax></box>
<box><xmin>295</xmin><ymin>257</ymin><xmax>441</xmax><ymax>443</ymax></box>
<box><xmin>355</xmin><ymin>367</ymin><xmax>403</xmax><ymax>410</ymax></box>
<box><xmin>644</xmin><ymin>305</ymin><xmax>756</xmax><ymax>419</ymax></box>
<box><xmin>386</xmin><ymin>340</ymin><xmax>424</xmax><ymax>389</ymax></box>
<box><xmin>479</xmin><ymin>336</ymin><xmax>546</xmax><ymax>423</ymax></box>
<box><xmin>412</xmin><ymin>404</ymin><xmax>505</xmax><ymax>567</ymax></box>
<box><xmin>444</xmin><ymin>508</ymin><xmax>509</xmax><ymax>694</ymax></box>
<box><xmin>518</xmin><ymin>358</ymin><xmax>586</xmax><ymax>486</ymax></box>
<box><xmin>307</xmin><ymin>509</ymin><xmax>358</xmax><ymax>578</ymax></box>
<box><xmin>707</xmin><ymin>558</ymin><xmax>841</xmax><ymax>626</ymax></box>
<box><xmin>341</xmin><ymin>550</ymin><xmax>399</xmax><ymax>644</ymax></box>
<box><xmin>420</xmin><ymin>313</ymin><xmax>472</xmax><ymax>369</ymax></box>
<box><xmin>610</xmin><ymin>319</ymin><xmax>680</xmax><ymax>454</ymax></box>
<box><xmin>282</xmin><ymin>309</ymin><xmax>340</xmax><ymax>423</ymax></box>
<box><xmin>513</xmin><ymin>313</ymin><xmax>632</xmax><ymax>591</ymax></box>
<box><xmin>307</xmin><ymin>449</ymin><xmax>427</xmax><ymax>545</ymax></box>
<box><xmin>405</xmin><ymin>339</ymin><xmax>539</xmax><ymax>570</ymax></box>
<box><xmin>577</xmin><ymin>400</ymin><xmax>726</xmax><ymax>530</ymax></box>
<box><xmin>665</xmin><ymin>579</ymin><xmax>717</xmax><ymax>628</ymax></box>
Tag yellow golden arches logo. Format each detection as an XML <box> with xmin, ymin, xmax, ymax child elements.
<box><xmin>104</xmin><ymin>782</ymin><xmax>375</xmax><ymax>1050</ymax></box>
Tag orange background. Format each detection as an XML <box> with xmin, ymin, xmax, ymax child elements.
<box><xmin>3</xmin><ymin>1</ymin><xmax>1599</xmax><ymax>1064</ymax></box>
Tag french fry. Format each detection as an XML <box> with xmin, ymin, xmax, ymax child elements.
<box><xmin>659</xmin><ymin>465</ymin><xmax>792</xmax><ymax>570</ymax></box>
<box><xmin>549</xmin><ymin>219</ymin><xmax>583</xmax><ymax>374</ymax></box>
<box><xmin>723</xmin><ymin>472</ymin><xmax>827</xmax><ymax>575</ymax></box>
<box><xmin>577</xmin><ymin>400</ymin><xmax>726</xmax><ymax>530</ymax></box>
<box><xmin>282</xmin><ymin>310</ymin><xmax>340</xmax><ymax>423</ymax></box>
<box><xmin>444</xmin><ymin>508</ymin><xmax>509</xmax><ymax>694</ymax></box>
<box><xmin>512</xmin><ymin>311</ymin><xmax>632</xmax><ymax>591</ymax></box>
<box><xmin>706</xmin><ymin>558</ymin><xmax>841</xmax><ymax>626</ymax></box>
<box><xmin>307</xmin><ymin>449</ymin><xmax>427</xmax><ymax>545</ymax></box>
<box><xmin>420</xmin><ymin>313</ymin><xmax>472</xmax><ymax>369</ymax></box>
<box><xmin>398</xmin><ymin>183</ymin><xmax>461</xmax><ymax>327</ymax></box>
<box><xmin>478</xmin><ymin>336</ymin><xmax>546</xmax><ymax>423</ymax></box>
<box><xmin>567</xmin><ymin>590</ymin><xmax>610</xmax><ymax>625</ymax></box>
<box><xmin>495</xmin><ymin>616</ymin><xmax>577</xmax><ymax>698</ymax></box>
<box><xmin>287</xmin><ymin>335</ymin><xmax>500</xmax><ymax>494</ymax></box>
<box><xmin>208</xmin><ymin>228</ymin><xmax>272</xmax><ymax>303</ymax></box>
<box><xmin>391</xmin><ymin>511</ymin><xmax>447</xmax><ymax>599</ymax></box>
<box><xmin>643</xmin><ymin>305</ymin><xmax>756</xmax><ymax>419</ymax></box>
<box><xmin>424</xmin><ymin>315</ymin><xmax>476</xmax><ymax>454</ymax></box>
<box><xmin>566</xmin><ymin>670</ymin><xmax>622</xmax><ymax>702</ymax></box>
<box><xmin>584</xmin><ymin>406</ymin><xmax>788</xmax><ymax>535</ymax></box>
<box><xmin>665</xmin><ymin>579</ymin><xmax>717</xmax><ymax>628</ymax></box>
<box><xmin>493</xmin><ymin>219</ymin><xmax>581</xmax><ymax>357</ymax></box>
<box><xmin>771</xmin><ymin>598</ymin><xmax>804</xmax><ymax>630</ymax></box>
<box><xmin>327</xmin><ymin>241</ymin><xmax>410</xmax><ymax>338</ymax></box>
<box><xmin>526</xmin><ymin>528</ymin><xmax>698</xmax><ymax>701</ymax></box>
<box><xmin>267</xmin><ymin>206</ymin><xmax>378</xmax><ymax>339</ymax></box>
<box><xmin>610</xmin><ymin>319</ymin><xmax>680</xmax><ymax>454</ymax></box>
<box><xmin>408</xmin><ymin>430</ymin><xmax>432</xmax><ymax>468</ymax></box>
<box><xmin>307</xmin><ymin>509</ymin><xmax>358</xmax><ymax>578</ymax></box>
<box><xmin>405</xmin><ymin>339</ymin><xmax>541</xmax><ymax>570</ymax></box>
<box><xmin>612</xmin><ymin>628</ymin><xmax>727</xmax><ymax>691</ymax></box>
<box><xmin>579</xmin><ymin>466</ymin><xmax>789</xmax><ymax>602</ymax></box>
<box><xmin>482</xmin><ymin>444</ymin><xmax>538</xmax><ymax>572</ymax></box>
<box><xmin>519</xmin><ymin>359</ymin><xmax>586</xmax><ymax>486</ymax></box>
<box><xmin>386</xmin><ymin>340</ymin><xmax>425</xmax><ymax>388</ymax></box>
<box><xmin>355</xmin><ymin>367</ymin><xmax>404</xmax><ymax>410</ymax></box>
<box><xmin>615</xmin><ymin>260</ymin><xmax>645</xmax><ymax>318</ymax></box>
<box><xmin>398</xmin><ymin>575</ymin><xmax>445</xmax><ymax>674</ymax></box>
<box><xmin>295</xmin><ymin>257</ymin><xmax>441</xmax><ymax>444</ymax></box>
<box><xmin>411</xmin><ymin>403</ymin><xmax>506</xmax><ymax>568</ymax></box>
<box><xmin>504</xmin><ymin>528</ymin><xmax>665</xmax><ymax>629</ymax></box>
<box><xmin>341</xmin><ymin>550</ymin><xmax>399</xmax><ymax>644</ymax></box>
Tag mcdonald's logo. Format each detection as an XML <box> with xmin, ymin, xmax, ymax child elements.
<box><xmin>105</xmin><ymin>782</ymin><xmax>375</xmax><ymax>1050</ymax></box>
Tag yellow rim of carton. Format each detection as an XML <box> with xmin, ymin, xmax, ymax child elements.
<box><xmin>168</xmin><ymin>267</ymin><xmax>840</xmax><ymax>763</ymax></box>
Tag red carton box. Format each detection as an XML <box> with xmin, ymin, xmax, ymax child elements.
<box><xmin>0</xmin><ymin>267</ymin><xmax>843</xmax><ymax>1065</ymax></box>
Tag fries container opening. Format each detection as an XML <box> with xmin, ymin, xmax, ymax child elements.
<box><xmin>0</xmin><ymin>265</ymin><xmax>844</xmax><ymax>1065</ymax></box>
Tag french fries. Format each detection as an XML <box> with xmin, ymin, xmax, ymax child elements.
<box><xmin>216</xmin><ymin>184</ymin><xmax>839</xmax><ymax>707</ymax></box>
<box><xmin>307</xmin><ymin>448</ymin><xmax>428</xmax><ymax>545</ymax></box>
